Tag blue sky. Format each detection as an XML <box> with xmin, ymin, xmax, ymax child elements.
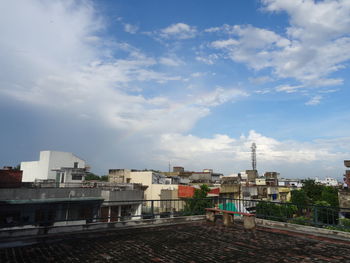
<box><xmin>1</xmin><ymin>0</ymin><xmax>350</xmax><ymax>179</ymax></box>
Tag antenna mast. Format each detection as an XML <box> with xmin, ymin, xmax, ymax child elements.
<box><xmin>251</xmin><ymin>143</ymin><xmax>257</xmax><ymax>170</ymax></box>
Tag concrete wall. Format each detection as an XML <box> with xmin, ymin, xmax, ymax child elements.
<box><xmin>145</xmin><ymin>184</ymin><xmax>178</xmax><ymax>200</ymax></box>
<box><xmin>220</xmin><ymin>185</ymin><xmax>240</xmax><ymax>194</ymax></box>
<box><xmin>21</xmin><ymin>151</ymin><xmax>85</xmax><ymax>182</ymax></box>
<box><xmin>256</xmin><ymin>178</ymin><xmax>266</xmax><ymax>185</ymax></box>
<box><xmin>108</xmin><ymin>169</ymin><xmax>131</xmax><ymax>183</ymax></box>
<box><xmin>128</xmin><ymin>171</ymin><xmax>152</xmax><ymax>186</ymax></box>
<box><xmin>125</xmin><ymin>171</ymin><xmax>178</xmax><ymax>200</ymax></box>
<box><xmin>0</xmin><ymin>187</ymin><xmax>144</xmax><ymax>202</ymax></box>
<box><xmin>20</xmin><ymin>161</ymin><xmax>40</xmax><ymax>182</ymax></box>
<box><xmin>190</xmin><ymin>173</ymin><xmax>211</xmax><ymax>181</ymax></box>
<box><xmin>339</xmin><ymin>190</ymin><xmax>350</xmax><ymax>212</ymax></box>
<box><xmin>0</xmin><ymin>188</ymin><xmax>101</xmax><ymax>200</ymax></box>
<box><xmin>101</xmin><ymin>190</ymin><xmax>143</xmax><ymax>202</ymax></box>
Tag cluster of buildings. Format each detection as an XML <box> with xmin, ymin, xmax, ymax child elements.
<box><xmin>0</xmin><ymin>150</ymin><xmax>346</xmax><ymax>228</ymax></box>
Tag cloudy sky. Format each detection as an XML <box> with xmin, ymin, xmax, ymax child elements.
<box><xmin>1</xmin><ymin>0</ymin><xmax>350</xmax><ymax>179</ymax></box>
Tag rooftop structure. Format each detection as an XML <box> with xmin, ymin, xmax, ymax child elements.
<box><xmin>20</xmin><ymin>151</ymin><xmax>87</xmax><ymax>182</ymax></box>
<box><xmin>1</xmin><ymin>222</ymin><xmax>349</xmax><ymax>262</ymax></box>
<box><xmin>0</xmin><ymin>167</ymin><xmax>22</xmax><ymax>188</ymax></box>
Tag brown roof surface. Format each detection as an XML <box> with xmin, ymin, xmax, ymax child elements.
<box><xmin>1</xmin><ymin>221</ymin><xmax>350</xmax><ymax>262</ymax></box>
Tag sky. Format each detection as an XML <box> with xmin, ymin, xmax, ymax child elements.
<box><xmin>1</xmin><ymin>0</ymin><xmax>350</xmax><ymax>180</ymax></box>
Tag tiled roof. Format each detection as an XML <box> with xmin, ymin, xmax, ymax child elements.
<box><xmin>1</xmin><ymin>221</ymin><xmax>350</xmax><ymax>262</ymax></box>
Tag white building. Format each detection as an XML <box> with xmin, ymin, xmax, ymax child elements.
<box><xmin>21</xmin><ymin>151</ymin><xmax>86</xmax><ymax>182</ymax></box>
<box><xmin>315</xmin><ymin>177</ymin><xmax>339</xmax><ymax>187</ymax></box>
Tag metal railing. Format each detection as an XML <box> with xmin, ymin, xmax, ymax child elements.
<box><xmin>1</xmin><ymin>198</ymin><xmax>350</xmax><ymax>231</ymax></box>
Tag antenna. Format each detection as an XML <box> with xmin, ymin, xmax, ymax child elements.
<box><xmin>251</xmin><ymin>143</ymin><xmax>257</xmax><ymax>171</ymax></box>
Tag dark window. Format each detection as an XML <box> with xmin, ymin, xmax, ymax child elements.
<box><xmin>72</xmin><ymin>174</ymin><xmax>82</xmax><ymax>180</ymax></box>
<box><xmin>74</xmin><ymin>162</ymin><xmax>78</xmax><ymax>168</ymax></box>
<box><xmin>61</xmin><ymin>173</ymin><xmax>65</xmax><ymax>183</ymax></box>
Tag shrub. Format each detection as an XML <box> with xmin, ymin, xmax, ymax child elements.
<box><xmin>256</xmin><ymin>202</ymin><xmax>297</xmax><ymax>222</ymax></box>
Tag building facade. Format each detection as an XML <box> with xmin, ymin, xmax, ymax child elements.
<box><xmin>21</xmin><ymin>151</ymin><xmax>86</xmax><ymax>182</ymax></box>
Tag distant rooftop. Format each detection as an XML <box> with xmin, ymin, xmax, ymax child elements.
<box><xmin>1</xmin><ymin>222</ymin><xmax>349</xmax><ymax>262</ymax></box>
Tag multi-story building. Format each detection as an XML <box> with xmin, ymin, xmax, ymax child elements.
<box><xmin>21</xmin><ymin>151</ymin><xmax>87</xmax><ymax>184</ymax></box>
<box><xmin>264</xmin><ymin>172</ymin><xmax>279</xmax><ymax>186</ymax></box>
<box><xmin>219</xmin><ymin>176</ymin><xmax>241</xmax><ymax>199</ymax></box>
<box><xmin>108</xmin><ymin>169</ymin><xmax>178</xmax><ymax>200</ymax></box>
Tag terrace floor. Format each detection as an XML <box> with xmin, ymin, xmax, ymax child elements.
<box><xmin>1</xmin><ymin>221</ymin><xmax>350</xmax><ymax>262</ymax></box>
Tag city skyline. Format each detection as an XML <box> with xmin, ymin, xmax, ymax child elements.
<box><xmin>1</xmin><ymin>0</ymin><xmax>350</xmax><ymax>179</ymax></box>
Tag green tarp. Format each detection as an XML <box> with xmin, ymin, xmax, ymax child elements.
<box><xmin>219</xmin><ymin>202</ymin><xmax>239</xmax><ymax>213</ymax></box>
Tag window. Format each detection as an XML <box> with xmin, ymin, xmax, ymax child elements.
<box><xmin>61</xmin><ymin>173</ymin><xmax>65</xmax><ymax>183</ymax></box>
<box><xmin>74</xmin><ymin>162</ymin><xmax>78</xmax><ymax>168</ymax></box>
<box><xmin>72</xmin><ymin>174</ymin><xmax>82</xmax><ymax>180</ymax></box>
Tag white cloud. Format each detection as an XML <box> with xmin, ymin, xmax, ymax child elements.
<box><xmin>195</xmin><ymin>53</ymin><xmax>220</xmax><ymax>65</ymax></box>
<box><xmin>204</xmin><ymin>1</ymin><xmax>350</xmax><ymax>90</ymax></box>
<box><xmin>191</xmin><ymin>72</ymin><xmax>205</xmax><ymax>78</ymax></box>
<box><xmin>123</xmin><ymin>23</ymin><xmax>139</xmax><ymax>34</ymax></box>
<box><xmin>195</xmin><ymin>87</ymin><xmax>248</xmax><ymax>107</ymax></box>
<box><xmin>155</xmin><ymin>130</ymin><xmax>349</xmax><ymax>177</ymax></box>
<box><xmin>2</xmin><ymin>0</ymin><xmax>348</xmax><ymax>179</ymax></box>
<box><xmin>159</xmin><ymin>23</ymin><xmax>197</xmax><ymax>39</ymax></box>
<box><xmin>0</xmin><ymin>0</ymin><xmax>252</xmax><ymax>140</ymax></box>
<box><xmin>159</xmin><ymin>56</ymin><xmax>184</xmax><ymax>67</ymax></box>
<box><xmin>211</xmin><ymin>39</ymin><xmax>239</xmax><ymax>48</ymax></box>
<box><xmin>249</xmin><ymin>76</ymin><xmax>274</xmax><ymax>84</ymax></box>
<box><xmin>275</xmin><ymin>85</ymin><xmax>303</xmax><ymax>93</ymax></box>
<box><xmin>305</xmin><ymin>95</ymin><xmax>322</xmax><ymax>106</ymax></box>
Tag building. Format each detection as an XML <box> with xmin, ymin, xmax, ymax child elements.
<box><xmin>343</xmin><ymin>160</ymin><xmax>350</xmax><ymax>187</ymax></box>
<box><xmin>53</xmin><ymin>167</ymin><xmax>89</xmax><ymax>187</ymax></box>
<box><xmin>108</xmin><ymin>169</ymin><xmax>178</xmax><ymax>200</ymax></box>
<box><xmin>219</xmin><ymin>176</ymin><xmax>241</xmax><ymax>199</ymax></box>
<box><xmin>108</xmin><ymin>169</ymin><xmax>131</xmax><ymax>184</ymax></box>
<box><xmin>264</xmin><ymin>172</ymin><xmax>279</xmax><ymax>186</ymax></box>
<box><xmin>239</xmin><ymin>170</ymin><xmax>258</xmax><ymax>184</ymax></box>
<box><xmin>21</xmin><ymin>151</ymin><xmax>86</xmax><ymax>183</ymax></box>
<box><xmin>0</xmin><ymin>167</ymin><xmax>22</xmax><ymax>188</ymax></box>
<box><xmin>0</xmin><ymin>184</ymin><xmax>143</xmax><ymax>228</ymax></box>
<box><xmin>278</xmin><ymin>178</ymin><xmax>302</xmax><ymax>188</ymax></box>
<box><xmin>189</xmin><ymin>169</ymin><xmax>222</xmax><ymax>184</ymax></box>
<box><xmin>255</xmin><ymin>178</ymin><xmax>266</xmax><ymax>186</ymax></box>
<box><xmin>315</xmin><ymin>177</ymin><xmax>339</xmax><ymax>187</ymax></box>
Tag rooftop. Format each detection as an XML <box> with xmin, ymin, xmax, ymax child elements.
<box><xmin>1</xmin><ymin>221</ymin><xmax>350</xmax><ymax>262</ymax></box>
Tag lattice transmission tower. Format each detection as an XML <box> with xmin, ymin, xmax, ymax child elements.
<box><xmin>251</xmin><ymin>143</ymin><xmax>257</xmax><ymax>171</ymax></box>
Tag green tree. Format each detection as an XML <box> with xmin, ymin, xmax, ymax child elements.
<box><xmin>100</xmin><ymin>175</ymin><xmax>109</xmax><ymax>182</ymax></box>
<box><xmin>291</xmin><ymin>189</ymin><xmax>310</xmax><ymax>216</ymax></box>
<box><xmin>301</xmin><ymin>179</ymin><xmax>323</xmax><ymax>203</ymax></box>
<box><xmin>85</xmin><ymin>173</ymin><xmax>101</xmax><ymax>181</ymax></box>
<box><xmin>320</xmin><ymin>186</ymin><xmax>338</xmax><ymax>207</ymax></box>
<box><xmin>184</xmin><ymin>184</ymin><xmax>211</xmax><ymax>215</ymax></box>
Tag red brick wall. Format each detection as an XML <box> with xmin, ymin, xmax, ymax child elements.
<box><xmin>178</xmin><ymin>185</ymin><xmax>195</xmax><ymax>198</ymax></box>
<box><xmin>0</xmin><ymin>169</ymin><xmax>22</xmax><ymax>188</ymax></box>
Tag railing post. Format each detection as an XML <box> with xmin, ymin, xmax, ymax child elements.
<box><xmin>151</xmin><ymin>200</ymin><xmax>154</xmax><ymax>219</ymax></box>
<box><xmin>314</xmin><ymin>206</ymin><xmax>318</xmax><ymax>225</ymax></box>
